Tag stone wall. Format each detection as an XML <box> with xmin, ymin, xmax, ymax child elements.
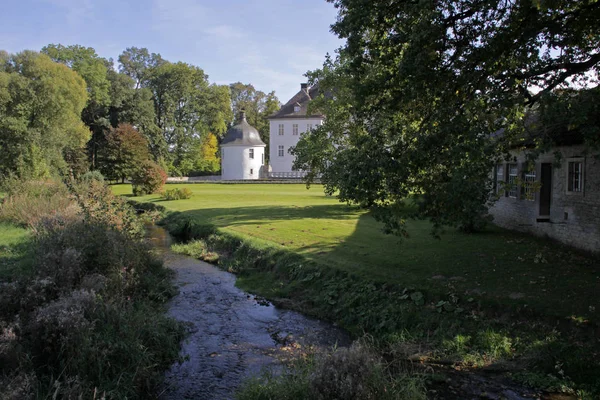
<box><xmin>489</xmin><ymin>145</ymin><xmax>600</xmax><ymax>253</ymax></box>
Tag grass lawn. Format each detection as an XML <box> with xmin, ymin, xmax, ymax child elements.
<box><xmin>114</xmin><ymin>183</ymin><xmax>599</xmax><ymax>323</ymax></box>
<box><xmin>0</xmin><ymin>222</ymin><xmax>32</xmax><ymax>280</ymax></box>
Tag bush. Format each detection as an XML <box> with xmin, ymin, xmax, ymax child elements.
<box><xmin>162</xmin><ymin>187</ymin><xmax>193</xmax><ymax>200</ymax></box>
<box><xmin>72</xmin><ymin>179</ymin><xmax>144</xmax><ymax>238</ymax></box>
<box><xmin>0</xmin><ymin>179</ymin><xmax>76</xmax><ymax>231</ymax></box>
<box><xmin>0</xmin><ymin>179</ymin><xmax>183</xmax><ymax>399</ymax></box>
<box><xmin>131</xmin><ymin>161</ymin><xmax>167</xmax><ymax>196</ymax></box>
<box><xmin>78</xmin><ymin>170</ymin><xmax>105</xmax><ymax>183</ymax></box>
<box><xmin>237</xmin><ymin>342</ymin><xmax>426</xmax><ymax>400</ymax></box>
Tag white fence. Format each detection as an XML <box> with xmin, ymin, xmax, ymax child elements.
<box><xmin>268</xmin><ymin>171</ymin><xmax>309</xmax><ymax>179</ymax></box>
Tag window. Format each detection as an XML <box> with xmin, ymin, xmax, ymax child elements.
<box><xmin>495</xmin><ymin>163</ymin><xmax>504</xmax><ymax>194</ymax></box>
<box><xmin>307</xmin><ymin>123</ymin><xmax>313</xmax><ymax>132</ymax></box>
<box><xmin>293</xmin><ymin>124</ymin><xmax>299</xmax><ymax>135</ymax></box>
<box><xmin>278</xmin><ymin>145</ymin><xmax>284</xmax><ymax>157</ymax></box>
<box><xmin>250</xmin><ymin>168</ymin><xmax>253</xmax><ymax>175</ymax></box>
<box><xmin>278</xmin><ymin>124</ymin><xmax>284</xmax><ymax>135</ymax></box>
<box><xmin>249</xmin><ymin>149</ymin><xmax>254</xmax><ymax>159</ymax></box>
<box><xmin>294</xmin><ymin>105</ymin><xmax>301</xmax><ymax>112</ymax></box>
<box><xmin>261</xmin><ymin>153</ymin><xmax>264</xmax><ymax>164</ymax></box>
<box><xmin>507</xmin><ymin>164</ymin><xmax>518</xmax><ymax>198</ymax></box>
<box><xmin>567</xmin><ymin>159</ymin><xmax>583</xmax><ymax>193</ymax></box>
<box><xmin>523</xmin><ymin>169</ymin><xmax>536</xmax><ymax>201</ymax></box>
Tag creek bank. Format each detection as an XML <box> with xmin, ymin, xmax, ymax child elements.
<box><xmin>147</xmin><ymin>225</ymin><xmax>350</xmax><ymax>400</ymax></box>
<box><xmin>156</xmin><ymin>212</ymin><xmax>596</xmax><ymax>399</ymax></box>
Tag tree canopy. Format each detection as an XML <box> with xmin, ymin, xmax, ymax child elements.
<box><xmin>0</xmin><ymin>51</ymin><xmax>89</xmax><ymax>179</ymax></box>
<box><xmin>293</xmin><ymin>0</ymin><xmax>600</xmax><ymax>234</ymax></box>
<box><xmin>0</xmin><ymin>44</ymin><xmax>280</xmax><ymax>182</ymax></box>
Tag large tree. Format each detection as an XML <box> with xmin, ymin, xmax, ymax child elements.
<box><xmin>148</xmin><ymin>62</ymin><xmax>232</xmax><ymax>175</ymax></box>
<box><xmin>98</xmin><ymin>124</ymin><xmax>150</xmax><ymax>182</ymax></box>
<box><xmin>42</xmin><ymin>44</ymin><xmax>113</xmax><ymax>169</ymax></box>
<box><xmin>293</xmin><ymin>0</ymin><xmax>600</xmax><ymax>234</ymax></box>
<box><xmin>0</xmin><ymin>51</ymin><xmax>89</xmax><ymax>180</ymax></box>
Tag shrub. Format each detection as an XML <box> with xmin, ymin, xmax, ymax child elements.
<box><xmin>237</xmin><ymin>342</ymin><xmax>427</xmax><ymax>400</ymax></box>
<box><xmin>78</xmin><ymin>170</ymin><xmax>105</xmax><ymax>183</ymax></box>
<box><xmin>162</xmin><ymin>187</ymin><xmax>193</xmax><ymax>200</ymax></box>
<box><xmin>131</xmin><ymin>161</ymin><xmax>167</xmax><ymax>196</ymax></box>
<box><xmin>72</xmin><ymin>179</ymin><xmax>144</xmax><ymax>238</ymax></box>
<box><xmin>0</xmin><ymin>178</ymin><xmax>183</xmax><ymax>400</ymax></box>
<box><xmin>23</xmin><ymin>290</ymin><xmax>97</xmax><ymax>372</ymax></box>
<box><xmin>33</xmin><ymin>220</ymin><xmax>166</xmax><ymax>298</ymax></box>
<box><xmin>0</xmin><ymin>179</ymin><xmax>76</xmax><ymax>230</ymax></box>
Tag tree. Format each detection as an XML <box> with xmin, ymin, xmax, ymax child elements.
<box><xmin>196</xmin><ymin>132</ymin><xmax>220</xmax><ymax>173</ymax></box>
<box><xmin>99</xmin><ymin>124</ymin><xmax>150</xmax><ymax>182</ymax></box>
<box><xmin>118</xmin><ymin>47</ymin><xmax>164</xmax><ymax>89</ymax></box>
<box><xmin>42</xmin><ymin>44</ymin><xmax>113</xmax><ymax>169</ymax></box>
<box><xmin>146</xmin><ymin>62</ymin><xmax>232</xmax><ymax>175</ymax></box>
<box><xmin>0</xmin><ymin>51</ymin><xmax>89</xmax><ymax>180</ymax></box>
<box><xmin>293</xmin><ymin>0</ymin><xmax>600</xmax><ymax>234</ymax></box>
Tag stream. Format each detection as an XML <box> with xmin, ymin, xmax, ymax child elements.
<box><xmin>146</xmin><ymin>225</ymin><xmax>350</xmax><ymax>400</ymax></box>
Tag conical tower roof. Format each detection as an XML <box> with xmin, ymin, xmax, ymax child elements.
<box><xmin>221</xmin><ymin>111</ymin><xmax>266</xmax><ymax>147</ymax></box>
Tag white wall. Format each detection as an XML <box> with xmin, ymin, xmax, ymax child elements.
<box><xmin>269</xmin><ymin>118</ymin><xmax>323</xmax><ymax>173</ymax></box>
<box><xmin>221</xmin><ymin>145</ymin><xmax>265</xmax><ymax>180</ymax></box>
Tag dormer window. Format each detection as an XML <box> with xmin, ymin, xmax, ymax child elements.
<box><xmin>294</xmin><ymin>102</ymin><xmax>301</xmax><ymax>113</ymax></box>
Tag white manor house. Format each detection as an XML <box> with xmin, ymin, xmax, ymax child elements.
<box><xmin>219</xmin><ymin>83</ymin><xmax>321</xmax><ymax>181</ymax></box>
<box><xmin>268</xmin><ymin>83</ymin><xmax>323</xmax><ymax>178</ymax></box>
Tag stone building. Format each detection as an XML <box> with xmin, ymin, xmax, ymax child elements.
<box><xmin>268</xmin><ymin>83</ymin><xmax>324</xmax><ymax>177</ymax></box>
<box><xmin>489</xmin><ymin>141</ymin><xmax>600</xmax><ymax>253</ymax></box>
<box><xmin>220</xmin><ymin>111</ymin><xmax>266</xmax><ymax>180</ymax></box>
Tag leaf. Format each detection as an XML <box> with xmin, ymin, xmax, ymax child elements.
<box><xmin>410</xmin><ymin>291</ymin><xmax>424</xmax><ymax>301</ymax></box>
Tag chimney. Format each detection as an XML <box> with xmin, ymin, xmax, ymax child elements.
<box><xmin>301</xmin><ymin>83</ymin><xmax>308</xmax><ymax>92</ymax></box>
<box><xmin>239</xmin><ymin>109</ymin><xmax>247</xmax><ymax>122</ymax></box>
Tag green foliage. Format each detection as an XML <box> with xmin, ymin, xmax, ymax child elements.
<box><xmin>0</xmin><ymin>51</ymin><xmax>89</xmax><ymax>180</ymax></box>
<box><xmin>79</xmin><ymin>170</ymin><xmax>105</xmax><ymax>183</ymax></box>
<box><xmin>131</xmin><ymin>160</ymin><xmax>167</xmax><ymax>196</ymax></box>
<box><xmin>294</xmin><ymin>0</ymin><xmax>600</xmax><ymax>234</ymax></box>
<box><xmin>237</xmin><ymin>343</ymin><xmax>426</xmax><ymax>400</ymax></box>
<box><xmin>162</xmin><ymin>187</ymin><xmax>193</xmax><ymax>201</ymax></box>
<box><xmin>42</xmin><ymin>44</ymin><xmax>111</xmax><ymax>107</ymax></box>
<box><xmin>158</xmin><ymin>203</ymin><xmax>600</xmax><ymax>394</ymax></box>
<box><xmin>0</xmin><ymin>179</ymin><xmax>183</xmax><ymax>399</ymax></box>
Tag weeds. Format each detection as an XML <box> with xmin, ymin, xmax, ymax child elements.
<box><xmin>236</xmin><ymin>342</ymin><xmax>427</xmax><ymax>400</ymax></box>
<box><xmin>0</xmin><ymin>178</ymin><xmax>183</xmax><ymax>399</ymax></box>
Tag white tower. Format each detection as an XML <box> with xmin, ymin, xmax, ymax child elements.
<box><xmin>221</xmin><ymin>111</ymin><xmax>266</xmax><ymax>180</ymax></box>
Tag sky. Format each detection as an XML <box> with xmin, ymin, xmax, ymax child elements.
<box><xmin>0</xmin><ymin>0</ymin><xmax>344</xmax><ymax>102</ymax></box>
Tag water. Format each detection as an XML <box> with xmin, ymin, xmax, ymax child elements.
<box><xmin>146</xmin><ymin>225</ymin><xmax>350</xmax><ymax>400</ymax></box>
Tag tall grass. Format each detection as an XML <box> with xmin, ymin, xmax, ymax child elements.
<box><xmin>0</xmin><ymin>178</ymin><xmax>183</xmax><ymax>399</ymax></box>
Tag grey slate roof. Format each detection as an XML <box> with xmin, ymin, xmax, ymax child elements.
<box><xmin>221</xmin><ymin>111</ymin><xmax>266</xmax><ymax>147</ymax></box>
<box><xmin>269</xmin><ymin>84</ymin><xmax>324</xmax><ymax>119</ymax></box>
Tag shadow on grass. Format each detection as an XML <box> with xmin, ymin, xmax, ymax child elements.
<box><xmin>170</xmin><ymin>203</ymin><xmax>600</xmax><ymax>324</ymax></box>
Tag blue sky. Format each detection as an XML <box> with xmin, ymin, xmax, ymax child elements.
<box><xmin>0</xmin><ymin>0</ymin><xmax>343</xmax><ymax>102</ymax></box>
